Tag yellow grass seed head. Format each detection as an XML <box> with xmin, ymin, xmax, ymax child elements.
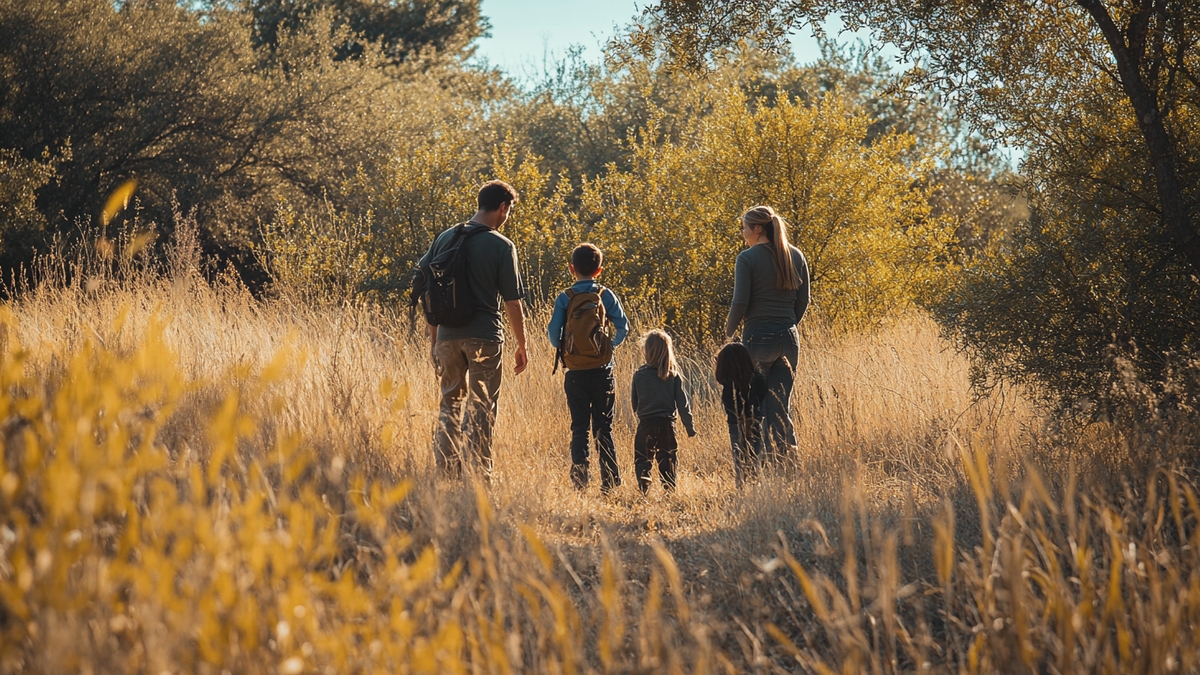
<box><xmin>101</xmin><ymin>179</ymin><xmax>137</xmax><ymax>226</ymax></box>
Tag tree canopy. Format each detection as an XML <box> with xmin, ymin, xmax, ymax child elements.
<box><xmin>643</xmin><ymin>1</ymin><xmax>1200</xmax><ymax>268</ymax></box>
<box><xmin>242</xmin><ymin>0</ymin><xmax>486</xmax><ymax>66</ymax></box>
<box><xmin>640</xmin><ymin>0</ymin><xmax>1200</xmax><ymax>408</ymax></box>
<box><xmin>0</xmin><ymin>0</ymin><xmax>495</xmax><ymax>286</ymax></box>
<box><xmin>6</xmin><ymin>0</ymin><xmax>1185</xmax><ymax>409</ymax></box>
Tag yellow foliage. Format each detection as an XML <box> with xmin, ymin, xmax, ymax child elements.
<box><xmin>4</xmin><ymin>256</ymin><xmax>1198</xmax><ymax>673</ymax></box>
<box><xmin>261</xmin><ymin>89</ymin><xmax>954</xmax><ymax>344</ymax></box>
<box><xmin>583</xmin><ymin>88</ymin><xmax>956</xmax><ymax>342</ymax></box>
<box><xmin>0</xmin><ymin>306</ymin><xmax>714</xmax><ymax>674</ymax></box>
<box><xmin>261</xmin><ymin>196</ymin><xmax>376</xmax><ymax>303</ymax></box>
<box><xmin>488</xmin><ymin>141</ymin><xmax>577</xmax><ymax>303</ymax></box>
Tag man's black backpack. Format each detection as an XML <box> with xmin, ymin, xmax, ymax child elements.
<box><xmin>411</xmin><ymin>223</ymin><xmax>489</xmax><ymax>328</ymax></box>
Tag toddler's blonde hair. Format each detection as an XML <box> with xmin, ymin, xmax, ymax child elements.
<box><xmin>641</xmin><ymin>329</ymin><xmax>679</xmax><ymax>381</ymax></box>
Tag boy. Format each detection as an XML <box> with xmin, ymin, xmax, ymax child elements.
<box><xmin>547</xmin><ymin>243</ymin><xmax>630</xmax><ymax>493</ymax></box>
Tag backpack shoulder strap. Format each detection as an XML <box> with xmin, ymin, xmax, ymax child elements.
<box><xmin>439</xmin><ymin>222</ymin><xmax>488</xmax><ymax>256</ymax></box>
<box><xmin>565</xmin><ymin>288</ymin><xmax>578</xmax><ymax>299</ymax></box>
<box><xmin>461</xmin><ymin>221</ymin><xmax>491</xmax><ymax>237</ymax></box>
<box><xmin>434</xmin><ymin>223</ymin><xmax>467</xmax><ymax>252</ymax></box>
<box><xmin>595</xmin><ymin>285</ymin><xmax>611</xmax><ymax>321</ymax></box>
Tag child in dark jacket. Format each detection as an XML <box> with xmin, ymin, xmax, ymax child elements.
<box><xmin>630</xmin><ymin>330</ymin><xmax>695</xmax><ymax>494</ymax></box>
<box><xmin>715</xmin><ymin>342</ymin><xmax>766</xmax><ymax>487</ymax></box>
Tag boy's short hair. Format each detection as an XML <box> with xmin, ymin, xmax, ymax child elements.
<box><xmin>477</xmin><ymin>180</ymin><xmax>519</xmax><ymax>212</ymax></box>
<box><xmin>571</xmin><ymin>243</ymin><xmax>603</xmax><ymax>277</ymax></box>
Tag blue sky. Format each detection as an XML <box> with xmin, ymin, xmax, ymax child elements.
<box><xmin>471</xmin><ymin>0</ymin><xmax>877</xmax><ymax>78</ymax></box>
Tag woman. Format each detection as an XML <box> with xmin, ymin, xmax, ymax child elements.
<box><xmin>725</xmin><ymin>205</ymin><xmax>810</xmax><ymax>462</ymax></box>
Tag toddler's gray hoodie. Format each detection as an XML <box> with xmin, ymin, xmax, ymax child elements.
<box><xmin>630</xmin><ymin>365</ymin><xmax>696</xmax><ymax>436</ymax></box>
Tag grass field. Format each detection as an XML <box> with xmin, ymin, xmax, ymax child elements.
<box><xmin>2</xmin><ymin>240</ymin><xmax>1199</xmax><ymax>674</ymax></box>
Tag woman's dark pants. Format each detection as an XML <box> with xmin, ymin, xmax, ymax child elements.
<box><xmin>742</xmin><ymin>326</ymin><xmax>799</xmax><ymax>462</ymax></box>
<box><xmin>564</xmin><ymin>367</ymin><xmax>620</xmax><ymax>492</ymax></box>
<box><xmin>634</xmin><ymin>417</ymin><xmax>677</xmax><ymax>494</ymax></box>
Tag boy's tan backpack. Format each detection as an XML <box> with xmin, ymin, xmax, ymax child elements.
<box><xmin>555</xmin><ymin>287</ymin><xmax>613</xmax><ymax>372</ymax></box>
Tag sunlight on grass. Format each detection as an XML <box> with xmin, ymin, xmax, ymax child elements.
<box><xmin>2</xmin><ymin>234</ymin><xmax>1199</xmax><ymax>673</ymax></box>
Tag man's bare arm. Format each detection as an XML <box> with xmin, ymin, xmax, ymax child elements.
<box><xmin>504</xmin><ymin>299</ymin><xmax>528</xmax><ymax>375</ymax></box>
<box><xmin>427</xmin><ymin>321</ymin><xmax>439</xmax><ymax>371</ymax></box>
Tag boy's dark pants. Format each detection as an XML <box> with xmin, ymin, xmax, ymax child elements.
<box><xmin>634</xmin><ymin>417</ymin><xmax>677</xmax><ymax>493</ymax></box>
<box><xmin>564</xmin><ymin>367</ymin><xmax>620</xmax><ymax>491</ymax></box>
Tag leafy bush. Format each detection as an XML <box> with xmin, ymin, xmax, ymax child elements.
<box><xmin>934</xmin><ymin>200</ymin><xmax>1200</xmax><ymax>412</ymax></box>
<box><xmin>261</xmin><ymin>197</ymin><xmax>376</xmax><ymax>304</ymax></box>
<box><xmin>0</xmin><ymin>149</ymin><xmax>60</xmax><ymax>275</ymax></box>
<box><xmin>582</xmin><ymin>88</ymin><xmax>954</xmax><ymax>342</ymax></box>
<box><xmin>931</xmin><ymin>59</ymin><xmax>1200</xmax><ymax>411</ymax></box>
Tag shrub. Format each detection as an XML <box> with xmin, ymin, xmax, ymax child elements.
<box><xmin>0</xmin><ymin>149</ymin><xmax>60</xmax><ymax>276</ymax></box>
<box><xmin>581</xmin><ymin>88</ymin><xmax>955</xmax><ymax>343</ymax></box>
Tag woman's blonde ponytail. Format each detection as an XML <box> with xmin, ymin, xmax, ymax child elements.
<box><xmin>770</xmin><ymin>213</ymin><xmax>799</xmax><ymax>290</ymax></box>
<box><xmin>743</xmin><ymin>206</ymin><xmax>799</xmax><ymax>290</ymax></box>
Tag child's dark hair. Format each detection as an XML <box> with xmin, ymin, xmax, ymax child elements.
<box><xmin>571</xmin><ymin>243</ymin><xmax>603</xmax><ymax>277</ymax></box>
<box><xmin>715</xmin><ymin>342</ymin><xmax>756</xmax><ymax>391</ymax></box>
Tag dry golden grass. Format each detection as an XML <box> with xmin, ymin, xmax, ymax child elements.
<box><xmin>3</xmin><ymin>243</ymin><xmax>1200</xmax><ymax>673</ymax></box>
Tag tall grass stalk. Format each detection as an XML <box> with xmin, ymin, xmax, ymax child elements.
<box><xmin>1</xmin><ymin>229</ymin><xmax>1198</xmax><ymax>673</ymax></box>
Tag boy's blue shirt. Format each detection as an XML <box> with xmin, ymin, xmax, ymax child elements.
<box><xmin>547</xmin><ymin>279</ymin><xmax>629</xmax><ymax>354</ymax></box>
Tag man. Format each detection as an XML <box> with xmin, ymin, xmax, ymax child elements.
<box><xmin>421</xmin><ymin>180</ymin><xmax>528</xmax><ymax>478</ymax></box>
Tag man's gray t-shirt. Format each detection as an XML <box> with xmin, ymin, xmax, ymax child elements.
<box><xmin>420</xmin><ymin>222</ymin><xmax>525</xmax><ymax>342</ymax></box>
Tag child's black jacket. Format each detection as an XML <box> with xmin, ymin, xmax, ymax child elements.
<box><xmin>721</xmin><ymin>373</ymin><xmax>767</xmax><ymax>425</ymax></box>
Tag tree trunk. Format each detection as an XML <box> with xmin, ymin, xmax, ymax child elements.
<box><xmin>1077</xmin><ymin>0</ymin><xmax>1200</xmax><ymax>280</ymax></box>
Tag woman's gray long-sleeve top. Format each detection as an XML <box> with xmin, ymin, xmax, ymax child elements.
<box><xmin>725</xmin><ymin>243</ymin><xmax>810</xmax><ymax>338</ymax></box>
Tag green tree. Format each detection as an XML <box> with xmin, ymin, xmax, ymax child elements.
<box><xmin>938</xmin><ymin>78</ymin><xmax>1200</xmax><ymax>409</ymax></box>
<box><xmin>504</xmin><ymin>36</ymin><xmax>994</xmax><ymax>201</ymax></box>
<box><xmin>641</xmin><ymin>0</ymin><xmax>1200</xmax><ymax>405</ymax></box>
<box><xmin>941</xmin><ymin>199</ymin><xmax>1200</xmax><ymax>411</ymax></box>
<box><xmin>0</xmin><ymin>0</ymin><xmax>456</xmax><ymax>286</ymax></box>
<box><xmin>643</xmin><ymin>1</ymin><xmax>1200</xmax><ymax>272</ymax></box>
<box><xmin>241</xmin><ymin>0</ymin><xmax>486</xmax><ymax>66</ymax></box>
<box><xmin>0</xmin><ymin>149</ymin><xmax>61</xmax><ymax>274</ymax></box>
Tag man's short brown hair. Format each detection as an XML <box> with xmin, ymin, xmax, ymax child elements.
<box><xmin>477</xmin><ymin>180</ymin><xmax>519</xmax><ymax>212</ymax></box>
<box><xmin>571</xmin><ymin>243</ymin><xmax>603</xmax><ymax>277</ymax></box>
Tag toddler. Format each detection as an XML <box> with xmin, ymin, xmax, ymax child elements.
<box><xmin>630</xmin><ymin>330</ymin><xmax>695</xmax><ymax>494</ymax></box>
<box><xmin>715</xmin><ymin>342</ymin><xmax>766</xmax><ymax>487</ymax></box>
